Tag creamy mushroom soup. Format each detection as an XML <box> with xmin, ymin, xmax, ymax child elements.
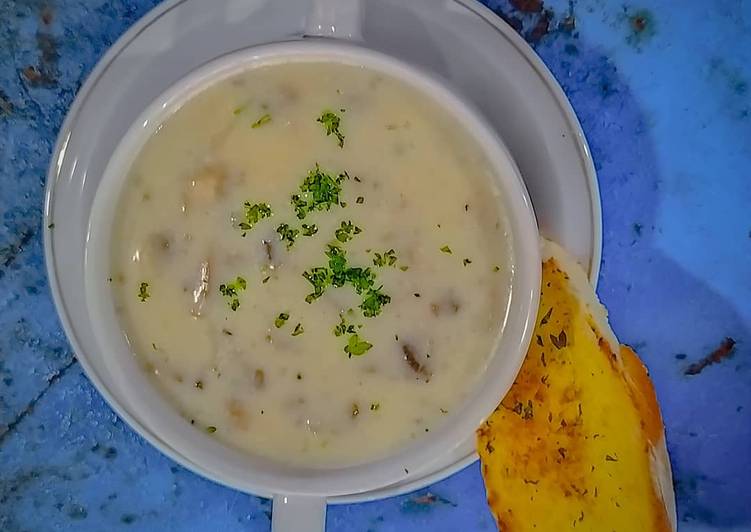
<box><xmin>111</xmin><ymin>60</ymin><xmax>513</xmax><ymax>467</ymax></box>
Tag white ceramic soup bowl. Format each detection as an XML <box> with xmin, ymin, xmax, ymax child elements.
<box><xmin>83</xmin><ymin>40</ymin><xmax>540</xmax><ymax>530</ymax></box>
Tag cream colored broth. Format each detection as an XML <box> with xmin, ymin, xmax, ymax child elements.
<box><xmin>111</xmin><ymin>61</ymin><xmax>513</xmax><ymax>467</ymax></box>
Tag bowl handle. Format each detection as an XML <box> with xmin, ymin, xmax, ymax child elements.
<box><xmin>271</xmin><ymin>494</ymin><xmax>327</xmax><ymax>532</ymax></box>
<box><xmin>304</xmin><ymin>0</ymin><xmax>363</xmax><ymax>40</ymax></box>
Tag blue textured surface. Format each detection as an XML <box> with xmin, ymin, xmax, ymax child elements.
<box><xmin>1</xmin><ymin>0</ymin><xmax>750</xmax><ymax>530</ymax></box>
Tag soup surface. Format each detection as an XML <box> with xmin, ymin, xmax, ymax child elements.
<box><xmin>111</xmin><ymin>59</ymin><xmax>513</xmax><ymax>467</ymax></box>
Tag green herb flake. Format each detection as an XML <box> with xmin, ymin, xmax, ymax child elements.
<box><xmin>206</xmin><ymin>426</ymin><xmax>217</xmax><ymax>434</ymax></box>
<box><xmin>291</xmin><ymin>323</ymin><xmax>304</xmax><ymax>336</ymax></box>
<box><xmin>303</xmin><ymin>239</ymin><xmax>390</xmax><ymax>319</ymax></box>
<box><xmin>219</xmin><ymin>276</ymin><xmax>247</xmax><ymax>311</ymax></box>
<box><xmin>47</xmin><ymin>222</ymin><xmax>55</xmax><ymax>229</ymax></box>
<box><xmin>251</xmin><ymin>113</ymin><xmax>272</xmax><ymax>128</ymax></box>
<box><xmin>370</xmin><ymin>402</ymin><xmax>380</xmax><ymax>411</ymax></box>
<box><xmin>262</xmin><ymin>276</ymin><xmax>271</xmax><ymax>284</ymax></box>
<box><xmin>399</xmin><ymin>265</ymin><xmax>409</xmax><ymax>272</ymax></box>
<box><xmin>334</xmin><ymin>314</ymin><xmax>357</xmax><ymax>337</ymax></box>
<box><xmin>291</xmin><ymin>164</ymin><xmax>346</xmax><ymax>219</ymax></box>
<box><xmin>301</xmin><ymin>223</ymin><xmax>318</xmax><ymax>236</ymax></box>
<box><xmin>335</xmin><ymin>220</ymin><xmax>362</xmax><ymax>243</ymax></box>
<box><xmin>373</xmin><ymin>249</ymin><xmax>397</xmax><ymax>267</ymax></box>
<box><xmin>440</xmin><ymin>245</ymin><xmax>452</xmax><ymax>254</ymax></box>
<box><xmin>302</xmin><ymin>267</ymin><xmax>332</xmax><ymax>303</ymax></box>
<box><xmin>275</xmin><ymin>312</ymin><xmax>290</xmax><ymax>328</ymax></box>
<box><xmin>345</xmin><ymin>334</ymin><xmax>373</xmax><ymax>357</ymax></box>
<box><xmin>493</xmin><ymin>265</ymin><xmax>501</xmax><ymax>272</ymax></box>
<box><xmin>138</xmin><ymin>282</ymin><xmax>150</xmax><ymax>302</ymax></box>
<box><xmin>238</xmin><ymin>202</ymin><xmax>272</xmax><ymax>236</ymax></box>
<box><xmin>360</xmin><ymin>287</ymin><xmax>391</xmax><ymax>318</ymax></box>
<box><xmin>317</xmin><ymin>110</ymin><xmax>345</xmax><ymax>148</ymax></box>
<box><xmin>355</xmin><ymin>196</ymin><xmax>364</xmax><ymax>204</ymax></box>
<box><xmin>463</xmin><ymin>258</ymin><xmax>472</xmax><ymax>266</ymax></box>
<box><xmin>232</xmin><ymin>105</ymin><xmax>246</xmax><ymax>116</ymax></box>
<box><xmin>326</xmin><ymin>244</ymin><xmax>349</xmax><ymax>287</ymax></box>
<box><xmin>345</xmin><ymin>267</ymin><xmax>376</xmax><ymax>295</ymax></box>
<box><xmin>194</xmin><ymin>380</ymin><xmax>203</xmax><ymax>390</ymax></box>
<box><xmin>276</xmin><ymin>223</ymin><xmax>300</xmax><ymax>249</ymax></box>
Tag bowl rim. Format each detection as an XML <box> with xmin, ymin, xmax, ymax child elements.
<box><xmin>60</xmin><ymin>39</ymin><xmax>541</xmax><ymax>497</ymax></box>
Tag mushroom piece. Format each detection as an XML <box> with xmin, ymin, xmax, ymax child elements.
<box><xmin>263</xmin><ymin>239</ymin><xmax>274</xmax><ymax>263</ymax></box>
<box><xmin>401</xmin><ymin>343</ymin><xmax>432</xmax><ymax>382</ymax></box>
<box><xmin>227</xmin><ymin>399</ymin><xmax>249</xmax><ymax>431</ymax></box>
<box><xmin>430</xmin><ymin>295</ymin><xmax>462</xmax><ymax>317</ymax></box>
<box><xmin>259</xmin><ymin>238</ymin><xmax>279</xmax><ymax>273</ymax></box>
<box><xmin>183</xmin><ymin>165</ymin><xmax>227</xmax><ymax>214</ymax></box>
<box><xmin>254</xmin><ymin>369</ymin><xmax>265</xmax><ymax>389</ymax></box>
<box><xmin>191</xmin><ymin>260</ymin><xmax>211</xmax><ymax>317</ymax></box>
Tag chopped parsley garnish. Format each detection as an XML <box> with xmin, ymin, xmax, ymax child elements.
<box><xmin>251</xmin><ymin>113</ymin><xmax>272</xmax><ymax>128</ymax></box>
<box><xmin>301</xmin><ymin>223</ymin><xmax>318</xmax><ymax>236</ymax></box>
<box><xmin>345</xmin><ymin>267</ymin><xmax>376</xmax><ymax>294</ymax></box>
<box><xmin>232</xmin><ymin>105</ymin><xmax>245</xmax><ymax>116</ymax></box>
<box><xmin>370</xmin><ymin>402</ymin><xmax>380</xmax><ymax>411</ymax></box>
<box><xmin>291</xmin><ymin>323</ymin><xmax>304</xmax><ymax>336</ymax></box>
<box><xmin>219</xmin><ymin>276</ymin><xmax>247</xmax><ymax>311</ymax></box>
<box><xmin>302</xmin><ymin>267</ymin><xmax>332</xmax><ymax>303</ymax></box>
<box><xmin>324</xmin><ymin>244</ymin><xmax>347</xmax><ymax>286</ymax></box>
<box><xmin>440</xmin><ymin>245</ymin><xmax>452</xmax><ymax>254</ymax></box>
<box><xmin>206</xmin><ymin>426</ymin><xmax>217</xmax><ymax>434</ymax></box>
<box><xmin>239</xmin><ymin>202</ymin><xmax>272</xmax><ymax>236</ymax></box>
<box><xmin>303</xmin><ymin>242</ymin><xmax>388</xmax><ymax>318</ymax></box>
<box><xmin>333</xmin><ymin>314</ymin><xmax>357</xmax><ymax>337</ymax></box>
<box><xmin>291</xmin><ymin>164</ymin><xmax>348</xmax><ymax>219</ymax></box>
<box><xmin>194</xmin><ymin>380</ymin><xmax>203</xmax><ymax>389</ymax></box>
<box><xmin>360</xmin><ymin>287</ymin><xmax>391</xmax><ymax>317</ymax></box>
<box><xmin>356</xmin><ymin>196</ymin><xmax>364</xmax><ymax>204</ymax></box>
<box><xmin>373</xmin><ymin>249</ymin><xmax>397</xmax><ymax>267</ymax></box>
<box><xmin>335</xmin><ymin>220</ymin><xmax>362</xmax><ymax>243</ymax></box>
<box><xmin>317</xmin><ymin>110</ymin><xmax>345</xmax><ymax>148</ymax></box>
<box><xmin>274</xmin><ymin>312</ymin><xmax>290</xmax><ymax>328</ymax></box>
<box><xmin>345</xmin><ymin>334</ymin><xmax>372</xmax><ymax>357</ymax></box>
<box><xmin>138</xmin><ymin>282</ymin><xmax>150</xmax><ymax>302</ymax></box>
<box><xmin>399</xmin><ymin>265</ymin><xmax>409</xmax><ymax>272</ymax></box>
<box><xmin>463</xmin><ymin>258</ymin><xmax>472</xmax><ymax>266</ymax></box>
<box><xmin>276</xmin><ymin>223</ymin><xmax>299</xmax><ymax>249</ymax></box>
<box><xmin>493</xmin><ymin>265</ymin><xmax>501</xmax><ymax>272</ymax></box>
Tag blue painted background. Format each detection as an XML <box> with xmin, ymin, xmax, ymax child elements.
<box><xmin>1</xmin><ymin>0</ymin><xmax>749</xmax><ymax>530</ymax></box>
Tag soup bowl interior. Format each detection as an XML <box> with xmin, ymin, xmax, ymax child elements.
<box><xmin>84</xmin><ymin>40</ymin><xmax>540</xmax><ymax>498</ymax></box>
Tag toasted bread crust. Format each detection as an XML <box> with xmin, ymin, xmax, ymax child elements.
<box><xmin>477</xmin><ymin>241</ymin><xmax>675</xmax><ymax>531</ymax></box>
